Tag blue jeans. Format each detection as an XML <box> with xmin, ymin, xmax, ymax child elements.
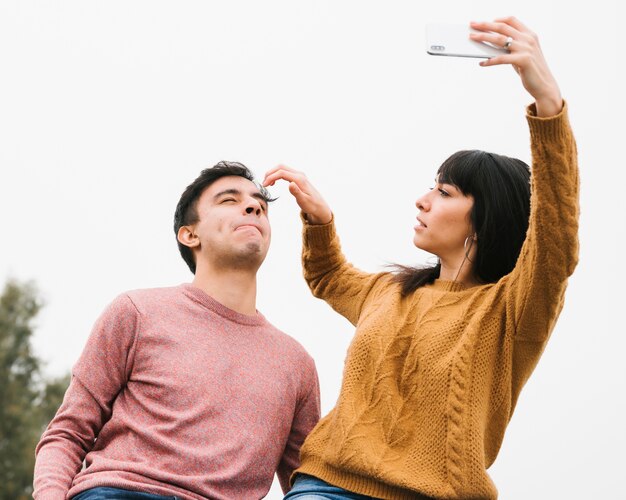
<box><xmin>71</xmin><ymin>487</ymin><xmax>178</xmax><ymax>500</ymax></box>
<box><xmin>284</xmin><ymin>474</ymin><xmax>377</xmax><ymax>500</ymax></box>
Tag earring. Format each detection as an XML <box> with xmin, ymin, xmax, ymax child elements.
<box><xmin>464</xmin><ymin>235</ymin><xmax>476</xmax><ymax>261</ymax></box>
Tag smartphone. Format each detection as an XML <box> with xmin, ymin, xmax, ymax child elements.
<box><xmin>426</xmin><ymin>23</ymin><xmax>508</xmax><ymax>59</ymax></box>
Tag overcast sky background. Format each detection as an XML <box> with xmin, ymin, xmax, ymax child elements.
<box><xmin>1</xmin><ymin>1</ymin><xmax>624</xmax><ymax>498</ymax></box>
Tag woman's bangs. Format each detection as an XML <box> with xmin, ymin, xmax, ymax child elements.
<box><xmin>436</xmin><ymin>152</ymin><xmax>476</xmax><ymax>195</ymax></box>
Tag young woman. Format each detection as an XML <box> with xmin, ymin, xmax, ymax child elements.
<box><xmin>264</xmin><ymin>17</ymin><xmax>578</xmax><ymax>500</ymax></box>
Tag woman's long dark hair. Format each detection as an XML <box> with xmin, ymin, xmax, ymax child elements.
<box><xmin>393</xmin><ymin>150</ymin><xmax>531</xmax><ymax>295</ymax></box>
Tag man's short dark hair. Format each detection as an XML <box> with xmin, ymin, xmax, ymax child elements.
<box><xmin>173</xmin><ymin>161</ymin><xmax>275</xmax><ymax>274</ymax></box>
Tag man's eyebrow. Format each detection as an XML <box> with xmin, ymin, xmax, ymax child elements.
<box><xmin>213</xmin><ymin>188</ymin><xmax>241</xmax><ymax>200</ymax></box>
<box><xmin>213</xmin><ymin>188</ymin><xmax>269</xmax><ymax>205</ymax></box>
<box><xmin>251</xmin><ymin>192</ymin><xmax>269</xmax><ymax>205</ymax></box>
<box><xmin>251</xmin><ymin>192</ymin><xmax>270</xmax><ymax>212</ymax></box>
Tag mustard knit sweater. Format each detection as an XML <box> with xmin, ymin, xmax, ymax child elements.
<box><xmin>295</xmin><ymin>104</ymin><xmax>578</xmax><ymax>500</ymax></box>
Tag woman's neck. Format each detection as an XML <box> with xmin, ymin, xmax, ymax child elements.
<box><xmin>439</xmin><ymin>255</ymin><xmax>480</xmax><ymax>288</ymax></box>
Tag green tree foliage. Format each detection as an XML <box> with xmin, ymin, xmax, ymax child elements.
<box><xmin>0</xmin><ymin>279</ymin><xmax>70</xmax><ymax>500</ymax></box>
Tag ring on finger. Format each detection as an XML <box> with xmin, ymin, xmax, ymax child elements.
<box><xmin>503</xmin><ymin>36</ymin><xmax>513</xmax><ymax>50</ymax></box>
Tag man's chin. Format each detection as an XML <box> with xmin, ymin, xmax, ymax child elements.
<box><xmin>229</xmin><ymin>244</ymin><xmax>267</xmax><ymax>269</ymax></box>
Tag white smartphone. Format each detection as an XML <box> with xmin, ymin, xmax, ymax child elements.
<box><xmin>426</xmin><ymin>23</ymin><xmax>508</xmax><ymax>59</ymax></box>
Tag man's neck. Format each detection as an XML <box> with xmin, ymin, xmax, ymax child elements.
<box><xmin>191</xmin><ymin>267</ymin><xmax>258</xmax><ymax>316</ymax></box>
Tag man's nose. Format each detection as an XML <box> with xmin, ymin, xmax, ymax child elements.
<box><xmin>245</xmin><ymin>200</ymin><xmax>262</xmax><ymax>216</ymax></box>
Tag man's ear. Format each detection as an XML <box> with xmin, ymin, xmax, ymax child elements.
<box><xmin>177</xmin><ymin>225</ymin><xmax>200</xmax><ymax>249</ymax></box>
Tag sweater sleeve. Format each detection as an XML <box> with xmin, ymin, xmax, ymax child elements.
<box><xmin>33</xmin><ymin>294</ymin><xmax>140</xmax><ymax>500</ymax></box>
<box><xmin>301</xmin><ymin>214</ymin><xmax>389</xmax><ymax>326</ymax></box>
<box><xmin>276</xmin><ymin>356</ymin><xmax>321</xmax><ymax>493</ymax></box>
<box><xmin>504</xmin><ymin>102</ymin><xmax>579</xmax><ymax>345</ymax></box>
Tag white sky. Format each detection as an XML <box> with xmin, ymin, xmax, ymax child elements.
<box><xmin>1</xmin><ymin>1</ymin><xmax>624</xmax><ymax>498</ymax></box>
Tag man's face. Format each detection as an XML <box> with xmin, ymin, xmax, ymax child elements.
<box><xmin>188</xmin><ymin>175</ymin><xmax>271</xmax><ymax>272</ymax></box>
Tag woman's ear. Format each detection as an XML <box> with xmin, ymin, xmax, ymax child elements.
<box><xmin>177</xmin><ymin>226</ymin><xmax>200</xmax><ymax>249</ymax></box>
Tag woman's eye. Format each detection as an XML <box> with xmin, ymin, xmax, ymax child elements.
<box><xmin>438</xmin><ymin>189</ymin><xmax>449</xmax><ymax>197</ymax></box>
<box><xmin>222</xmin><ymin>198</ymin><xmax>236</xmax><ymax>203</ymax></box>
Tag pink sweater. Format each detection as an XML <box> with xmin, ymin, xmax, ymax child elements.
<box><xmin>34</xmin><ymin>284</ymin><xmax>320</xmax><ymax>500</ymax></box>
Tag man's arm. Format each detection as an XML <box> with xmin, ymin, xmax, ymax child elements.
<box><xmin>34</xmin><ymin>377</ymin><xmax>110</xmax><ymax>499</ymax></box>
<box><xmin>276</xmin><ymin>358</ymin><xmax>321</xmax><ymax>493</ymax></box>
<box><xmin>33</xmin><ymin>294</ymin><xmax>140</xmax><ymax>500</ymax></box>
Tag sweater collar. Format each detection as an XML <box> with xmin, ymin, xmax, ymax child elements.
<box><xmin>429</xmin><ymin>279</ymin><xmax>474</xmax><ymax>292</ymax></box>
<box><xmin>180</xmin><ymin>283</ymin><xmax>267</xmax><ymax>326</ymax></box>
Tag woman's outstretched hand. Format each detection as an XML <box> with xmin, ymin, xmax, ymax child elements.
<box><xmin>469</xmin><ymin>17</ymin><xmax>562</xmax><ymax>117</ymax></box>
<box><xmin>263</xmin><ymin>165</ymin><xmax>333</xmax><ymax>225</ymax></box>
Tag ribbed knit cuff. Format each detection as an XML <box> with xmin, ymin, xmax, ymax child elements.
<box><xmin>300</xmin><ymin>211</ymin><xmax>337</xmax><ymax>250</ymax></box>
<box><xmin>526</xmin><ymin>100</ymin><xmax>570</xmax><ymax>145</ymax></box>
<box><xmin>33</xmin><ymin>491</ymin><xmax>67</xmax><ymax>500</ymax></box>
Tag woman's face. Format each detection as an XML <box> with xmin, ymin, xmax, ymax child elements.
<box><xmin>413</xmin><ymin>179</ymin><xmax>475</xmax><ymax>263</ymax></box>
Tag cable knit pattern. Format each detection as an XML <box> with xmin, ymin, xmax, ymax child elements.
<box><xmin>293</xmin><ymin>104</ymin><xmax>578</xmax><ymax>500</ymax></box>
<box><xmin>34</xmin><ymin>284</ymin><xmax>320</xmax><ymax>500</ymax></box>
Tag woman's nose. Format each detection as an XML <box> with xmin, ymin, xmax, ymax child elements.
<box><xmin>415</xmin><ymin>193</ymin><xmax>429</xmax><ymax>210</ymax></box>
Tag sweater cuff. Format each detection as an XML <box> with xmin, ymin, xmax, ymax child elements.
<box><xmin>300</xmin><ymin>211</ymin><xmax>337</xmax><ymax>250</ymax></box>
<box><xmin>526</xmin><ymin>99</ymin><xmax>570</xmax><ymax>144</ymax></box>
<box><xmin>33</xmin><ymin>488</ymin><xmax>68</xmax><ymax>500</ymax></box>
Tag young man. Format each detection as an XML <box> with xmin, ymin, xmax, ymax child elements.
<box><xmin>34</xmin><ymin>161</ymin><xmax>320</xmax><ymax>500</ymax></box>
